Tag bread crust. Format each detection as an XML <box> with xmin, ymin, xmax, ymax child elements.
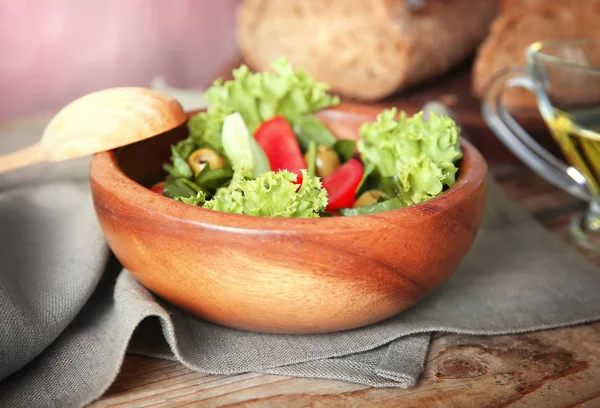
<box><xmin>237</xmin><ymin>0</ymin><xmax>498</xmax><ymax>101</ymax></box>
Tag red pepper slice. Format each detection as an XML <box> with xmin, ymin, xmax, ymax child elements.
<box><xmin>254</xmin><ymin>116</ymin><xmax>307</xmax><ymax>184</ymax></box>
<box><xmin>322</xmin><ymin>158</ymin><xmax>364</xmax><ymax>211</ymax></box>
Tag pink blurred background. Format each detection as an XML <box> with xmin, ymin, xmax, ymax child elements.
<box><xmin>0</xmin><ymin>0</ymin><xmax>239</xmax><ymax>121</ymax></box>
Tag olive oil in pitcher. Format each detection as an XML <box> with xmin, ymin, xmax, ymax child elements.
<box><xmin>544</xmin><ymin>107</ymin><xmax>600</xmax><ymax>195</ymax></box>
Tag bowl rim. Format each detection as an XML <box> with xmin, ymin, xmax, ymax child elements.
<box><xmin>90</xmin><ymin>104</ymin><xmax>488</xmax><ymax>234</ymax></box>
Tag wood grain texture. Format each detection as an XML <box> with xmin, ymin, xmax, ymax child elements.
<box><xmin>93</xmin><ymin>324</ymin><xmax>600</xmax><ymax>408</ymax></box>
<box><xmin>89</xmin><ymin>104</ymin><xmax>488</xmax><ymax>334</ymax></box>
<box><xmin>0</xmin><ymin>143</ymin><xmax>45</xmax><ymax>174</ymax></box>
<box><xmin>0</xmin><ymin>87</ymin><xmax>186</xmax><ymax>174</ymax></box>
<box><xmin>92</xmin><ymin>165</ymin><xmax>600</xmax><ymax>408</ymax></box>
<box><xmin>41</xmin><ymin>87</ymin><xmax>186</xmax><ymax>161</ymax></box>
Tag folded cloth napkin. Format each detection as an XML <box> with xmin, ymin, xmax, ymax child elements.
<box><xmin>2</xmin><ymin>117</ymin><xmax>600</xmax><ymax>408</ymax></box>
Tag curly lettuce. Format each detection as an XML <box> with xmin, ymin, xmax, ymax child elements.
<box><xmin>203</xmin><ymin>169</ymin><xmax>328</xmax><ymax>218</ymax></box>
<box><xmin>357</xmin><ymin>108</ymin><xmax>462</xmax><ymax>207</ymax></box>
<box><xmin>176</xmin><ymin>190</ymin><xmax>206</xmax><ymax>206</ymax></box>
<box><xmin>186</xmin><ymin>57</ymin><xmax>340</xmax><ymax>157</ymax></box>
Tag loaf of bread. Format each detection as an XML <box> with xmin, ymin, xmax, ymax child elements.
<box><xmin>237</xmin><ymin>0</ymin><xmax>499</xmax><ymax>101</ymax></box>
<box><xmin>500</xmin><ymin>0</ymin><xmax>549</xmax><ymax>11</ymax></box>
<box><xmin>473</xmin><ymin>0</ymin><xmax>600</xmax><ymax>113</ymax></box>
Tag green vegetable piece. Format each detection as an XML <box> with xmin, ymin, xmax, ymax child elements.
<box><xmin>180</xmin><ymin>178</ymin><xmax>202</xmax><ymax>192</ymax></box>
<box><xmin>397</xmin><ymin>157</ymin><xmax>445</xmax><ymax>206</ymax></box>
<box><xmin>339</xmin><ymin>197</ymin><xmax>403</xmax><ymax>217</ymax></box>
<box><xmin>357</xmin><ymin>108</ymin><xmax>463</xmax><ymax>206</ymax></box>
<box><xmin>186</xmin><ymin>109</ymin><xmax>229</xmax><ymax>155</ymax></box>
<box><xmin>252</xmin><ymin>58</ymin><xmax>340</xmax><ymax>129</ymax></box>
<box><xmin>221</xmin><ymin>112</ymin><xmax>270</xmax><ymax>178</ymax></box>
<box><xmin>333</xmin><ymin>139</ymin><xmax>356</xmax><ymax>162</ymax></box>
<box><xmin>176</xmin><ymin>190</ymin><xmax>207</xmax><ymax>206</ymax></box>
<box><xmin>163</xmin><ymin>145</ymin><xmax>193</xmax><ymax>179</ymax></box>
<box><xmin>380</xmin><ymin>175</ymin><xmax>403</xmax><ymax>198</ymax></box>
<box><xmin>292</xmin><ymin>114</ymin><xmax>336</xmax><ymax>151</ymax></box>
<box><xmin>195</xmin><ymin>166</ymin><xmax>234</xmax><ymax>191</ymax></box>
<box><xmin>163</xmin><ymin>178</ymin><xmax>203</xmax><ymax>200</ymax></box>
<box><xmin>356</xmin><ymin>162</ymin><xmax>377</xmax><ymax>194</ymax></box>
<box><xmin>307</xmin><ymin>140</ymin><xmax>317</xmax><ymax>178</ymax></box>
<box><xmin>174</xmin><ymin>138</ymin><xmax>197</xmax><ymax>161</ymax></box>
<box><xmin>167</xmin><ymin>58</ymin><xmax>339</xmax><ymax>182</ymax></box>
<box><xmin>185</xmin><ymin>58</ymin><xmax>339</xmax><ymax>155</ymax></box>
<box><xmin>162</xmin><ymin>138</ymin><xmax>198</xmax><ymax>177</ymax></box>
<box><xmin>203</xmin><ymin>169</ymin><xmax>328</xmax><ymax>218</ymax></box>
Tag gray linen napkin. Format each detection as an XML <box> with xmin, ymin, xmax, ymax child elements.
<box><xmin>2</xmin><ymin>122</ymin><xmax>600</xmax><ymax>408</ymax></box>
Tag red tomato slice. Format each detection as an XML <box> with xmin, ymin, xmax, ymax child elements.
<box><xmin>150</xmin><ymin>184</ymin><xmax>165</xmax><ymax>195</ymax></box>
<box><xmin>254</xmin><ymin>116</ymin><xmax>307</xmax><ymax>184</ymax></box>
<box><xmin>322</xmin><ymin>159</ymin><xmax>364</xmax><ymax>211</ymax></box>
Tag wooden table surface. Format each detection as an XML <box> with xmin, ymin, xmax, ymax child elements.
<box><xmin>93</xmin><ymin>60</ymin><xmax>600</xmax><ymax>407</ymax></box>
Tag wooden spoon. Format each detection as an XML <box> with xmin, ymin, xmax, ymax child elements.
<box><xmin>0</xmin><ymin>87</ymin><xmax>187</xmax><ymax>174</ymax></box>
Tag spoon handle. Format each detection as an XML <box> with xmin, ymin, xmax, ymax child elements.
<box><xmin>0</xmin><ymin>143</ymin><xmax>46</xmax><ymax>174</ymax></box>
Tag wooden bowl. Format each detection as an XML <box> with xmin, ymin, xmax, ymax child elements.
<box><xmin>90</xmin><ymin>104</ymin><xmax>488</xmax><ymax>334</ymax></box>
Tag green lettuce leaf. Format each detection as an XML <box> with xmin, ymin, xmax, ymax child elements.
<box><xmin>333</xmin><ymin>139</ymin><xmax>356</xmax><ymax>162</ymax></box>
<box><xmin>187</xmin><ymin>108</ymin><xmax>229</xmax><ymax>155</ymax></box>
<box><xmin>187</xmin><ymin>58</ymin><xmax>339</xmax><ymax>154</ymax></box>
<box><xmin>221</xmin><ymin>112</ymin><xmax>270</xmax><ymax>178</ymax></box>
<box><xmin>163</xmin><ymin>178</ymin><xmax>203</xmax><ymax>200</ymax></box>
<box><xmin>292</xmin><ymin>114</ymin><xmax>337</xmax><ymax>151</ymax></box>
<box><xmin>203</xmin><ymin>169</ymin><xmax>328</xmax><ymax>218</ymax></box>
<box><xmin>165</xmin><ymin>58</ymin><xmax>339</xmax><ymax>180</ymax></box>
<box><xmin>357</xmin><ymin>108</ymin><xmax>463</xmax><ymax>207</ymax></box>
<box><xmin>163</xmin><ymin>144</ymin><xmax>193</xmax><ymax>179</ymax></box>
<box><xmin>397</xmin><ymin>157</ymin><xmax>445</xmax><ymax>206</ymax></box>
<box><xmin>176</xmin><ymin>190</ymin><xmax>206</xmax><ymax>206</ymax></box>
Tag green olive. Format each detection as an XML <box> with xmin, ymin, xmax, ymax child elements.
<box><xmin>354</xmin><ymin>190</ymin><xmax>385</xmax><ymax>208</ymax></box>
<box><xmin>304</xmin><ymin>145</ymin><xmax>340</xmax><ymax>178</ymax></box>
<box><xmin>187</xmin><ymin>148</ymin><xmax>227</xmax><ymax>174</ymax></box>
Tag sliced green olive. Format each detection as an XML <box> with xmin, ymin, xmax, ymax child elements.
<box><xmin>304</xmin><ymin>145</ymin><xmax>340</xmax><ymax>178</ymax></box>
<box><xmin>187</xmin><ymin>148</ymin><xmax>227</xmax><ymax>174</ymax></box>
<box><xmin>353</xmin><ymin>190</ymin><xmax>385</xmax><ymax>208</ymax></box>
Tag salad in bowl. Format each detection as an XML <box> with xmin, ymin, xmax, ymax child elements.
<box><xmin>89</xmin><ymin>59</ymin><xmax>486</xmax><ymax>334</ymax></box>
<box><xmin>150</xmin><ymin>58</ymin><xmax>463</xmax><ymax>218</ymax></box>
